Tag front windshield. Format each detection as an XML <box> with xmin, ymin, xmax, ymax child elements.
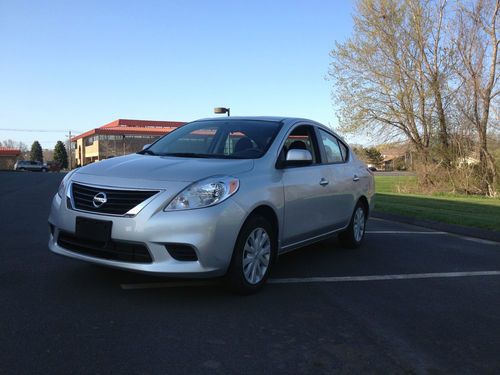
<box><xmin>141</xmin><ymin>120</ymin><xmax>282</xmax><ymax>159</ymax></box>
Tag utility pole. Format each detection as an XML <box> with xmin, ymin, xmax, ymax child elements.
<box><xmin>68</xmin><ymin>130</ymin><xmax>72</xmax><ymax>170</ymax></box>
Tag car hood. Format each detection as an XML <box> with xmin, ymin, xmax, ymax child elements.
<box><xmin>74</xmin><ymin>154</ymin><xmax>255</xmax><ymax>182</ymax></box>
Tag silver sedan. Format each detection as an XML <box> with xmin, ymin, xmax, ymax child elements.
<box><xmin>48</xmin><ymin>117</ymin><xmax>375</xmax><ymax>293</ymax></box>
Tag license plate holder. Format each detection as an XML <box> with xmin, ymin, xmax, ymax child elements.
<box><xmin>75</xmin><ymin>217</ymin><xmax>112</xmax><ymax>243</ymax></box>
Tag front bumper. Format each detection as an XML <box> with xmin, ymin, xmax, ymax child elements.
<box><xmin>48</xmin><ymin>192</ymin><xmax>246</xmax><ymax>277</ymax></box>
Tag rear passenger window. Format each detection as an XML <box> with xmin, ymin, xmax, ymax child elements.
<box><xmin>338</xmin><ymin>141</ymin><xmax>348</xmax><ymax>161</ymax></box>
<box><xmin>319</xmin><ymin>129</ymin><xmax>344</xmax><ymax>163</ymax></box>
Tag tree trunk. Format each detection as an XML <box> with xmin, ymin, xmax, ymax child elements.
<box><xmin>478</xmin><ymin>128</ymin><xmax>498</xmax><ymax>197</ymax></box>
<box><xmin>434</xmin><ymin>79</ymin><xmax>450</xmax><ymax>165</ymax></box>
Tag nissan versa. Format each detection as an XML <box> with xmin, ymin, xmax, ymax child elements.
<box><xmin>48</xmin><ymin>117</ymin><xmax>375</xmax><ymax>293</ymax></box>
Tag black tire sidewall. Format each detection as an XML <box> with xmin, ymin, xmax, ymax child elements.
<box><xmin>340</xmin><ymin>202</ymin><xmax>367</xmax><ymax>248</ymax></box>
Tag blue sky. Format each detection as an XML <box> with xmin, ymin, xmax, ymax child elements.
<box><xmin>0</xmin><ymin>0</ymin><xmax>355</xmax><ymax>149</ymax></box>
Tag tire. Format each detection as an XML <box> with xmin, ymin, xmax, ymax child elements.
<box><xmin>339</xmin><ymin>201</ymin><xmax>367</xmax><ymax>249</ymax></box>
<box><xmin>41</xmin><ymin>168</ymin><xmax>48</xmax><ymax>172</ymax></box>
<box><xmin>225</xmin><ymin>215</ymin><xmax>277</xmax><ymax>294</ymax></box>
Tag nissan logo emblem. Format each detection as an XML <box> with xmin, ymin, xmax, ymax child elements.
<box><xmin>92</xmin><ymin>192</ymin><xmax>107</xmax><ymax>208</ymax></box>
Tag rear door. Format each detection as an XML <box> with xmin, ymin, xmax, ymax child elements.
<box><xmin>28</xmin><ymin>161</ymin><xmax>38</xmax><ymax>171</ymax></box>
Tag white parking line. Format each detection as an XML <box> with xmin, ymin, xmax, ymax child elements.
<box><xmin>366</xmin><ymin>231</ymin><xmax>448</xmax><ymax>234</ymax></box>
<box><xmin>448</xmin><ymin>235</ymin><xmax>499</xmax><ymax>245</ymax></box>
<box><xmin>369</xmin><ymin>217</ymin><xmax>499</xmax><ymax>245</ymax></box>
<box><xmin>268</xmin><ymin>271</ymin><xmax>500</xmax><ymax>284</ymax></box>
<box><xmin>366</xmin><ymin>230</ymin><xmax>498</xmax><ymax>245</ymax></box>
<box><xmin>120</xmin><ymin>271</ymin><xmax>500</xmax><ymax>290</ymax></box>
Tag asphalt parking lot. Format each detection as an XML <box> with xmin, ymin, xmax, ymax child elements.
<box><xmin>1</xmin><ymin>172</ymin><xmax>499</xmax><ymax>374</ymax></box>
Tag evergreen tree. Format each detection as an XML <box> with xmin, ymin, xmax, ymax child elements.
<box><xmin>53</xmin><ymin>141</ymin><xmax>68</xmax><ymax>169</ymax></box>
<box><xmin>30</xmin><ymin>141</ymin><xmax>43</xmax><ymax>163</ymax></box>
<box><xmin>364</xmin><ymin>147</ymin><xmax>384</xmax><ymax>168</ymax></box>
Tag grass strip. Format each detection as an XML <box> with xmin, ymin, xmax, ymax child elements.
<box><xmin>374</xmin><ymin>176</ymin><xmax>500</xmax><ymax>231</ymax></box>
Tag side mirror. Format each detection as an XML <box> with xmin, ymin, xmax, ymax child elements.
<box><xmin>142</xmin><ymin>144</ymin><xmax>151</xmax><ymax>150</ymax></box>
<box><xmin>284</xmin><ymin>149</ymin><xmax>313</xmax><ymax>167</ymax></box>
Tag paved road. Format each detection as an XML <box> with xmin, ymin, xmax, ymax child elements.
<box><xmin>1</xmin><ymin>172</ymin><xmax>499</xmax><ymax>374</ymax></box>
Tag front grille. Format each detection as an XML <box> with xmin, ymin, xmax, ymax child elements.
<box><xmin>71</xmin><ymin>183</ymin><xmax>159</xmax><ymax>216</ymax></box>
<box><xmin>57</xmin><ymin>231</ymin><xmax>152</xmax><ymax>263</ymax></box>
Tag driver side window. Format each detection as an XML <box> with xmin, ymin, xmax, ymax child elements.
<box><xmin>281</xmin><ymin>125</ymin><xmax>319</xmax><ymax>165</ymax></box>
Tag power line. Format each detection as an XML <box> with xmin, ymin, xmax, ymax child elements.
<box><xmin>0</xmin><ymin>128</ymin><xmax>83</xmax><ymax>133</ymax></box>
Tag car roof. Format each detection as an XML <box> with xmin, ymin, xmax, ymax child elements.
<box><xmin>192</xmin><ymin>116</ymin><xmax>329</xmax><ymax>127</ymax></box>
<box><xmin>193</xmin><ymin>116</ymin><xmax>289</xmax><ymax>123</ymax></box>
<box><xmin>190</xmin><ymin>116</ymin><xmax>344</xmax><ymax>142</ymax></box>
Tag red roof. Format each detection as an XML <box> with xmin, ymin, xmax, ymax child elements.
<box><xmin>0</xmin><ymin>147</ymin><xmax>21</xmax><ymax>156</ymax></box>
<box><xmin>71</xmin><ymin>119</ymin><xmax>187</xmax><ymax>142</ymax></box>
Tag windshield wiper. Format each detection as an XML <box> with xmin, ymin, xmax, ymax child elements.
<box><xmin>159</xmin><ymin>152</ymin><xmax>258</xmax><ymax>159</ymax></box>
<box><xmin>139</xmin><ymin>149</ymin><xmax>157</xmax><ymax>155</ymax></box>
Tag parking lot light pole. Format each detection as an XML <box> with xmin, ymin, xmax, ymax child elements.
<box><xmin>214</xmin><ymin>107</ymin><xmax>230</xmax><ymax>116</ymax></box>
<box><xmin>65</xmin><ymin>131</ymin><xmax>73</xmax><ymax>170</ymax></box>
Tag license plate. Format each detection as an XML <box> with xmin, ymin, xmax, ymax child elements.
<box><xmin>75</xmin><ymin>217</ymin><xmax>112</xmax><ymax>242</ymax></box>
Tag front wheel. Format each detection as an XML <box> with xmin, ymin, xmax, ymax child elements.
<box><xmin>339</xmin><ymin>202</ymin><xmax>367</xmax><ymax>249</ymax></box>
<box><xmin>225</xmin><ymin>215</ymin><xmax>276</xmax><ymax>294</ymax></box>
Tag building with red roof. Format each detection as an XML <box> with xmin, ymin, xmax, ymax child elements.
<box><xmin>71</xmin><ymin>119</ymin><xmax>186</xmax><ymax>166</ymax></box>
<box><xmin>0</xmin><ymin>147</ymin><xmax>22</xmax><ymax>169</ymax></box>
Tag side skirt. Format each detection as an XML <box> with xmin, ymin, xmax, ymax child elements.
<box><xmin>278</xmin><ymin>224</ymin><xmax>349</xmax><ymax>256</ymax></box>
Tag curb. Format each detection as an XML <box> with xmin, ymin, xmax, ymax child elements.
<box><xmin>372</xmin><ymin>211</ymin><xmax>500</xmax><ymax>243</ymax></box>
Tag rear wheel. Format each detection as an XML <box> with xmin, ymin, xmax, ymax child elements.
<box><xmin>225</xmin><ymin>215</ymin><xmax>276</xmax><ymax>294</ymax></box>
<box><xmin>41</xmin><ymin>168</ymin><xmax>48</xmax><ymax>172</ymax></box>
<box><xmin>339</xmin><ymin>202</ymin><xmax>367</xmax><ymax>248</ymax></box>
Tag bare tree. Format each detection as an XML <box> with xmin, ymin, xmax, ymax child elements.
<box><xmin>454</xmin><ymin>0</ymin><xmax>499</xmax><ymax>196</ymax></box>
<box><xmin>408</xmin><ymin>0</ymin><xmax>454</xmax><ymax>164</ymax></box>
<box><xmin>1</xmin><ymin>139</ymin><xmax>28</xmax><ymax>153</ymax></box>
<box><xmin>329</xmin><ymin>0</ymin><xmax>454</xmax><ymax>170</ymax></box>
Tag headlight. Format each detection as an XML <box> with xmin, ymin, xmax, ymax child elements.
<box><xmin>57</xmin><ymin>170</ymin><xmax>77</xmax><ymax>198</ymax></box>
<box><xmin>165</xmin><ymin>176</ymin><xmax>239</xmax><ymax>211</ymax></box>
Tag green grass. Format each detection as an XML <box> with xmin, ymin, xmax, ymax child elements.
<box><xmin>374</xmin><ymin>175</ymin><xmax>500</xmax><ymax>231</ymax></box>
<box><xmin>375</xmin><ymin>176</ymin><xmax>417</xmax><ymax>193</ymax></box>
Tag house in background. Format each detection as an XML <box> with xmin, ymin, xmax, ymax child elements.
<box><xmin>71</xmin><ymin>119</ymin><xmax>186</xmax><ymax>166</ymax></box>
<box><xmin>382</xmin><ymin>151</ymin><xmax>415</xmax><ymax>171</ymax></box>
<box><xmin>379</xmin><ymin>143</ymin><xmax>415</xmax><ymax>171</ymax></box>
<box><xmin>0</xmin><ymin>147</ymin><xmax>21</xmax><ymax>169</ymax></box>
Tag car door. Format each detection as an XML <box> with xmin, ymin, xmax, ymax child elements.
<box><xmin>315</xmin><ymin>128</ymin><xmax>357</xmax><ymax>228</ymax></box>
<box><xmin>28</xmin><ymin>161</ymin><xmax>37</xmax><ymax>171</ymax></box>
<box><xmin>280</xmin><ymin>124</ymin><xmax>338</xmax><ymax>247</ymax></box>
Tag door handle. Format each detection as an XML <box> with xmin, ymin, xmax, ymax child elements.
<box><xmin>319</xmin><ymin>178</ymin><xmax>329</xmax><ymax>186</ymax></box>
<box><xmin>353</xmin><ymin>175</ymin><xmax>360</xmax><ymax>182</ymax></box>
